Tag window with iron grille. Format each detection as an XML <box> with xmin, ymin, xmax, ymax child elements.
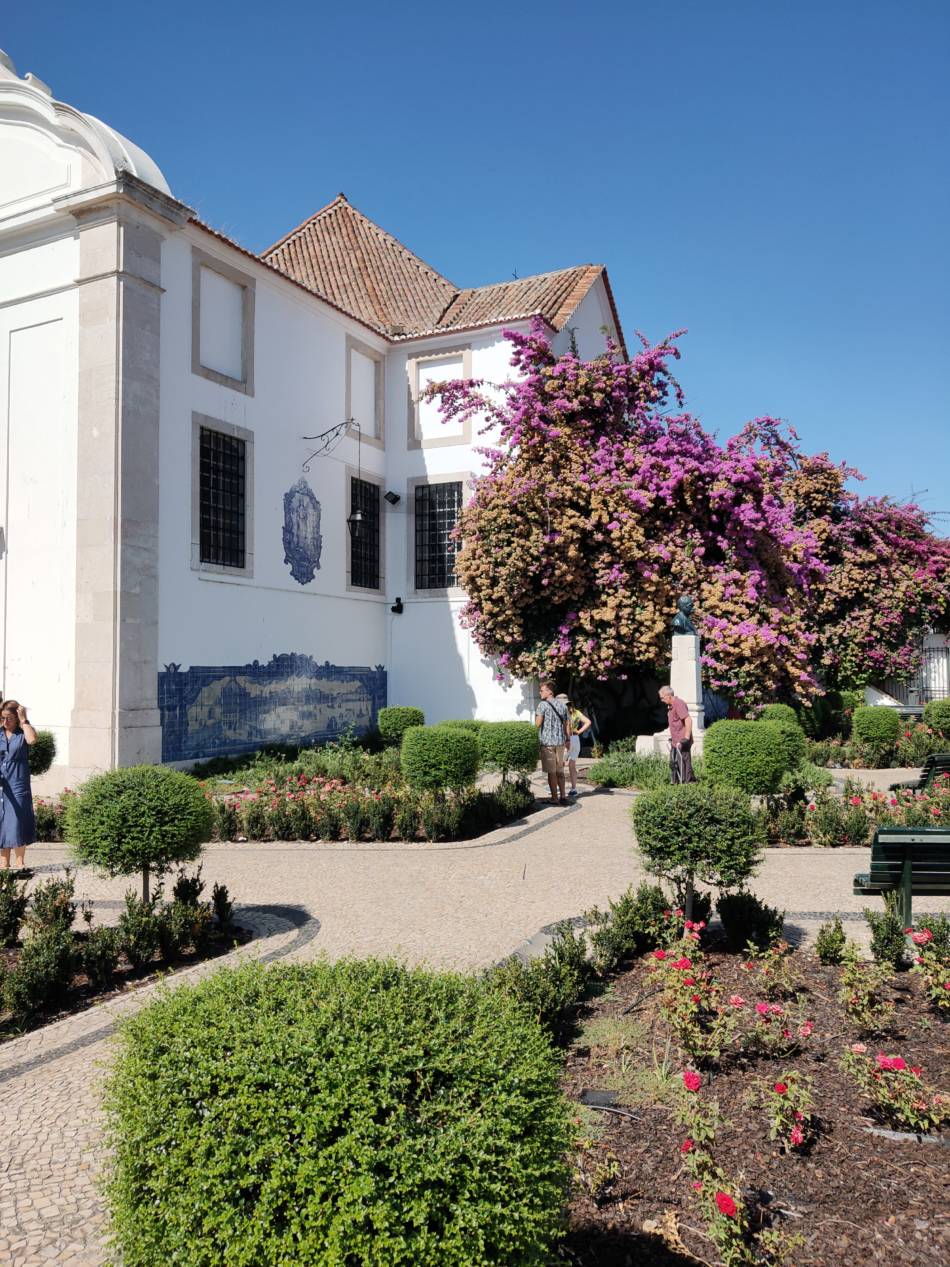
<box><xmin>415</xmin><ymin>481</ymin><xmax>462</xmax><ymax>589</ymax></box>
<box><xmin>199</xmin><ymin>426</ymin><xmax>246</xmax><ymax>568</ymax></box>
<box><xmin>350</xmin><ymin>477</ymin><xmax>381</xmax><ymax>589</ymax></box>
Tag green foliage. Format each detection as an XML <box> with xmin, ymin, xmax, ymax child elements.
<box><xmin>923</xmin><ymin>698</ymin><xmax>950</xmax><ymax>736</ymax></box>
<box><xmin>171</xmin><ymin>867</ymin><xmax>205</xmax><ymax>906</ymax></box>
<box><xmin>27</xmin><ymin>729</ymin><xmax>57</xmax><ymax>777</ymax></box>
<box><xmin>156</xmin><ymin>901</ymin><xmax>199</xmax><ymax>964</ymax></box>
<box><xmin>401</xmin><ymin>725</ymin><xmax>480</xmax><ymax>791</ymax></box>
<box><xmin>477</xmin><ymin>721</ymin><xmax>539</xmax><ymax>776</ymax></box>
<box><xmin>815</xmin><ymin>916</ymin><xmax>847</xmax><ymax>965</ymax></box>
<box><xmin>851</xmin><ymin>706</ymin><xmax>901</xmax><ymax>758</ymax></box>
<box><xmin>588</xmin><ymin>752</ymin><xmax>671</xmax><ymax>789</ymax></box>
<box><xmin>3</xmin><ymin>925</ymin><xmax>76</xmax><ymax>1020</ymax></box>
<box><xmin>34</xmin><ymin>797</ymin><xmax>66</xmax><ymax>841</ymax></box>
<box><xmin>716</xmin><ymin>890</ymin><xmax>785</xmax><ymax>952</ymax></box>
<box><xmin>26</xmin><ymin>871</ymin><xmax>76</xmax><ymax>933</ymax></box>
<box><xmin>585</xmin><ymin>883</ymin><xmax>669</xmax><ymax>973</ymax></box>
<box><xmin>864</xmin><ymin>900</ymin><xmax>908</xmax><ymax>970</ymax></box>
<box><xmin>486</xmin><ymin>923</ymin><xmax>593</xmax><ymax>1034</ymax></box>
<box><xmin>439</xmin><ymin>719</ymin><xmax>485</xmax><ymax>734</ymax></box>
<box><xmin>104</xmin><ymin>959</ymin><xmax>573</xmax><ymax>1267</ymax></box>
<box><xmin>704</xmin><ymin>720</ymin><xmax>799</xmax><ymax>794</ymax></box>
<box><xmin>117</xmin><ymin>892</ymin><xmax>161</xmax><ymax>970</ymax></box>
<box><xmin>377</xmin><ymin>706</ymin><xmax>425</xmax><ymax>746</ymax></box>
<box><xmin>0</xmin><ymin>871</ymin><xmax>29</xmax><ymax>947</ymax></box>
<box><xmin>211</xmin><ymin>882</ymin><xmax>234</xmax><ymax>931</ymax></box>
<box><xmin>757</xmin><ymin>703</ymin><xmax>801</xmax><ymax>730</ymax></box>
<box><xmin>777</xmin><ymin>761</ymin><xmax>834</xmax><ymax>802</ymax></box>
<box><xmin>632</xmin><ymin>783</ymin><xmax>762</xmax><ymax>899</ymax></box>
<box><xmin>68</xmin><ymin>766</ymin><xmax>212</xmax><ymax>897</ymax></box>
<box><xmin>81</xmin><ymin>925</ymin><xmax>121</xmax><ymax>990</ymax></box>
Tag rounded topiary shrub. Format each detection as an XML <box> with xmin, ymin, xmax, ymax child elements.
<box><xmin>377</xmin><ymin>706</ymin><xmax>425</xmax><ymax>746</ymax></box>
<box><xmin>28</xmin><ymin>730</ymin><xmax>57</xmax><ymax>778</ymax></box>
<box><xmin>757</xmin><ymin>703</ymin><xmax>800</xmax><ymax>730</ymax></box>
<box><xmin>851</xmin><ymin>705</ymin><xmax>901</xmax><ymax>748</ymax></box>
<box><xmin>632</xmin><ymin>783</ymin><xmax>762</xmax><ymax>913</ymax></box>
<box><xmin>67</xmin><ymin>765</ymin><xmax>213</xmax><ymax>900</ymax></box>
<box><xmin>704</xmin><ymin>719</ymin><xmax>797</xmax><ymax>794</ymax></box>
<box><xmin>104</xmin><ymin>960</ymin><xmax>572</xmax><ymax>1267</ymax></box>
<box><xmin>923</xmin><ymin>698</ymin><xmax>950</xmax><ymax>736</ymax></box>
<box><xmin>439</xmin><ymin>719</ymin><xmax>485</xmax><ymax>734</ymax></box>
<box><xmin>401</xmin><ymin>725</ymin><xmax>480</xmax><ymax>792</ymax></box>
<box><xmin>477</xmin><ymin>721</ymin><xmax>539</xmax><ymax>777</ymax></box>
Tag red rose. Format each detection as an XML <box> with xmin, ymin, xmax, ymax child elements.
<box><xmin>715</xmin><ymin>1191</ymin><xmax>738</xmax><ymax>1218</ymax></box>
<box><xmin>682</xmin><ymin>1070</ymin><xmax>701</xmax><ymax>1092</ymax></box>
<box><xmin>773</xmin><ymin>1082</ymin><xmax>788</xmax><ymax>1095</ymax></box>
<box><xmin>680</xmin><ymin>1139</ymin><xmax>694</xmax><ymax>1153</ymax></box>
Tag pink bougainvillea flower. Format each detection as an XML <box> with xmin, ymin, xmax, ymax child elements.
<box><xmin>715</xmin><ymin>1192</ymin><xmax>738</xmax><ymax>1218</ymax></box>
<box><xmin>790</xmin><ymin>1125</ymin><xmax>805</xmax><ymax>1147</ymax></box>
<box><xmin>682</xmin><ymin>1070</ymin><xmax>702</xmax><ymax>1092</ymax></box>
<box><xmin>773</xmin><ymin>1082</ymin><xmax>788</xmax><ymax>1095</ymax></box>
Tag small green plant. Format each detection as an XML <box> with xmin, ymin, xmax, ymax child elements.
<box><xmin>0</xmin><ymin>871</ymin><xmax>29</xmax><ymax>947</ymax></box>
<box><xmin>172</xmin><ymin>867</ymin><xmax>205</xmax><ymax>906</ymax></box>
<box><xmin>585</xmin><ymin>883</ymin><xmax>669</xmax><ymax>973</ymax></box>
<box><xmin>27</xmin><ymin>871</ymin><xmax>77</xmax><ymax>933</ymax></box>
<box><xmin>587</xmin><ymin>752</ymin><xmax>671</xmax><ymax>789</ymax></box>
<box><xmin>211</xmin><ymin>882</ymin><xmax>234</xmax><ymax>931</ymax></box>
<box><xmin>68</xmin><ymin>766</ymin><xmax>213</xmax><ymax>901</ymax></box>
<box><xmin>377</xmin><ymin>706</ymin><xmax>425</xmax><ymax>746</ymax></box>
<box><xmin>27</xmin><ymin>729</ymin><xmax>57</xmax><ymax>777</ymax></box>
<box><xmin>486</xmin><ymin>922</ymin><xmax>593</xmax><ymax>1034</ymax></box>
<box><xmin>814</xmin><ymin>916</ymin><xmax>847</xmax><ymax>964</ymax></box>
<box><xmin>80</xmin><ymin>924</ymin><xmax>121</xmax><ymax>990</ymax></box>
<box><xmin>922</xmin><ymin>698</ymin><xmax>950</xmax><ymax>736</ymax></box>
<box><xmin>716</xmin><ymin>890</ymin><xmax>785</xmax><ymax>952</ymax></box>
<box><xmin>401</xmin><ymin>725</ymin><xmax>480</xmax><ymax>792</ymax></box>
<box><xmin>3</xmin><ymin>924</ymin><xmax>76</xmax><ymax>1020</ymax></box>
<box><xmin>760</xmin><ymin>1071</ymin><xmax>815</xmax><ymax>1152</ymax></box>
<box><xmin>116</xmin><ymin>892</ymin><xmax>161</xmax><ymax>970</ymax></box>
<box><xmin>839</xmin><ymin>945</ymin><xmax>895</xmax><ymax>1034</ymax></box>
<box><xmin>864</xmin><ymin>898</ymin><xmax>908</xmax><ymax>969</ymax></box>
<box><xmin>842</xmin><ymin>1044</ymin><xmax>949</xmax><ymax>1133</ymax></box>
<box><xmin>157</xmin><ymin>900</ymin><xmax>198</xmax><ymax>963</ymax></box>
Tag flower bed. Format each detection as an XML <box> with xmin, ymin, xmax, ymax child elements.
<box><xmin>808</xmin><ymin>721</ymin><xmax>948</xmax><ymax>770</ymax></box>
<box><xmin>762</xmin><ymin>774</ymin><xmax>950</xmax><ymax>848</ymax></box>
<box><xmin>560</xmin><ymin>935</ymin><xmax>950</xmax><ymax>1266</ymax></box>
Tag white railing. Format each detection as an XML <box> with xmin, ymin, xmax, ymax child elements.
<box><xmin>885</xmin><ymin>634</ymin><xmax>950</xmax><ymax>707</ymax></box>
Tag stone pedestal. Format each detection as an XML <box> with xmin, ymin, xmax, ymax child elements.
<box><xmin>636</xmin><ymin>635</ymin><xmax>705</xmax><ymax>757</ymax></box>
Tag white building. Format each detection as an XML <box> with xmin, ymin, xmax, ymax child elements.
<box><xmin>0</xmin><ymin>50</ymin><xmax>625</xmax><ymax>786</ymax></box>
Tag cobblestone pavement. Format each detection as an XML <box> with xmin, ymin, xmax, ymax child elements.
<box><xmin>3</xmin><ymin>773</ymin><xmax>948</xmax><ymax>1265</ymax></box>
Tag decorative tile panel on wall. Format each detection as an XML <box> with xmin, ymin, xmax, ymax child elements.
<box><xmin>282</xmin><ymin>478</ymin><xmax>323</xmax><ymax>584</ymax></box>
<box><xmin>158</xmin><ymin>653</ymin><xmax>387</xmax><ymax>762</ymax></box>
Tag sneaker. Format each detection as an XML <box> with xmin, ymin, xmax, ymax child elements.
<box><xmin>567</xmin><ymin>789</ymin><xmax>578</xmax><ymax>798</ymax></box>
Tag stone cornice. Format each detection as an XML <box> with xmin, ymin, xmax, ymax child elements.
<box><xmin>54</xmin><ymin>172</ymin><xmax>193</xmax><ymax>230</ymax></box>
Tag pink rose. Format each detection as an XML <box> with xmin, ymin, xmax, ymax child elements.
<box><xmin>790</xmin><ymin>1125</ymin><xmax>805</xmax><ymax>1147</ymax></box>
<box><xmin>653</xmin><ymin>949</ymin><xmax>667</xmax><ymax>960</ymax></box>
<box><xmin>682</xmin><ymin>1070</ymin><xmax>701</xmax><ymax>1092</ymax></box>
<box><xmin>728</xmin><ymin>995</ymin><xmax>745</xmax><ymax>1008</ymax></box>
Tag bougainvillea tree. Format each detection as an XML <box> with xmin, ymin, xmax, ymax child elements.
<box><xmin>430</xmin><ymin>321</ymin><xmax>950</xmax><ymax>706</ymax></box>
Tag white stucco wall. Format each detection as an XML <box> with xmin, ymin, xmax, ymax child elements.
<box><xmin>158</xmin><ymin>229</ymin><xmax>389</xmax><ymax>679</ymax></box>
<box><xmin>0</xmin><ymin>231</ymin><xmax>79</xmax><ymax>763</ymax></box>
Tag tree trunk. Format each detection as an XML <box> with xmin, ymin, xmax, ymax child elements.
<box><xmin>142</xmin><ymin>865</ymin><xmax>150</xmax><ymax>904</ymax></box>
<box><xmin>684</xmin><ymin>876</ymin><xmax>695</xmax><ymax>924</ymax></box>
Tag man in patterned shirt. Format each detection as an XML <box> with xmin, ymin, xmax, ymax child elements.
<box><xmin>535</xmin><ymin>681</ymin><xmax>570</xmax><ymax>805</ymax></box>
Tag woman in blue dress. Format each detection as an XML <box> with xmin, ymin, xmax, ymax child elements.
<box><xmin>0</xmin><ymin>699</ymin><xmax>37</xmax><ymax>872</ymax></box>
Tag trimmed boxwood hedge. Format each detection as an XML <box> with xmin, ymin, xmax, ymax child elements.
<box><xmin>439</xmin><ymin>719</ymin><xmax>486</xmax><ymax>734</ymax></box>
<box><xmin>66</xmin><ymin>766</ymin><xmax>212</xmax><ymax>901</ymax></box>
<box><xmin>851</xmin><ymin>705</ymin><xmax>901</xmax><ymax>748</ymax></box>
<box><xmin>477</xmin><ymin>721</ymin><xmax>539</xmax><ymax>777</ymax></box>
<box><xmin>104</xmin><ymin>960</ymin><xmax>573</xmax><ymax>1267</ymax></box>
<box><xmin>377</xmin><ymin>706</ymin><xmax>425</xmax><ymax>746</ymax></box>
<box><xmin>757</xmin><ymin>703</ymin><xmax>800</xmax><ymax>730</ymax></box>
<box><xmin>704</xmin><ymin>719</ymin><xmax>800</xmax><ymax>794</ymax></box>
<box><xmin>401</xmin><ymin>725</ymin><xmax>480</xmax><ymax>791</ymax></box>
<box><xmin>922</xmin><ymin>698</ymin><xmax>950</xmax><ymax>736</ymax></box>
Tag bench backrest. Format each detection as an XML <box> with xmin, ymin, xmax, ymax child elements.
<box><xmin>868</xmin><ymin>826</ymin><xmax>950</xmax><ymax>890</ymax></box>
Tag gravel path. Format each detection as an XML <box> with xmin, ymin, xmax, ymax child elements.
<box><xmin>2</xmin><ymin>775</ymin><xmax>947</xmax><ymax>1265</ymax></box>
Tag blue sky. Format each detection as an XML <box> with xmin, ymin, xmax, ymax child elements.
<box><xmin>6</xmin><ymin>1</ymin><xmax>948</xmax><ymax>519</ymax></box>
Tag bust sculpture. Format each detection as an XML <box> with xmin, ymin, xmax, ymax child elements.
<box><xmin>671</xmin><ymin>594</ymin><xmax>698</xmax><ymax>636</ymax></box>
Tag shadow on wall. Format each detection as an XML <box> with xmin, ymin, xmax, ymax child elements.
<box><xmin>388</xmin><ymin>597</ymin><xmax>477</xmax><ymax>722</ymax></box>
<box><xmin>158</xmin><ymin>653</ymin><xmax>387</xmax><ymax>762</ymax></box>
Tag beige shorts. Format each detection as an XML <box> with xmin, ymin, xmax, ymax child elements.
<box><xmin>540</xmin><ymin>744</ymin><xmax>566</xmax><ymax>775</ymax></box>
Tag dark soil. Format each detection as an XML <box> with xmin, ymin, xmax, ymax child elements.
<box><xmin>0</xmin><ymin>923</ymin><xmax>252</xmax><ymax>1041</ymax></box>
<box><xmin>560</xmin><ymin>948</ymin><xmax>950</xmax><ymax>1266</ymax></box>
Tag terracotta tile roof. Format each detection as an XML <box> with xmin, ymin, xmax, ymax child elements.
<box><xmin>262</xmin><ymin>194</ymin><xmax>457</xmax><ymax>336</ymax></box>
<box><xmin>262</xmin><ymin>195</ymin><xmax>624</xmax><ymax>348</ymax></box>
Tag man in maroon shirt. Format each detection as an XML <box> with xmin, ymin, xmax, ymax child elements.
<box><xmin>659</xmin><ymin>685</ymin><xmax>695</xmax><ymax>783</ymax></box>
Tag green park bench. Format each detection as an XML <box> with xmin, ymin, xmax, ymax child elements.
<box><xmin>889</xmin><ymin>752</ymin><xmax>950</xmax><ymax>793</ymax></box>
<box><xmin>853</xmin><ymin>825</ymin><xmax>950</xmax><ymax>928</ymax></box>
